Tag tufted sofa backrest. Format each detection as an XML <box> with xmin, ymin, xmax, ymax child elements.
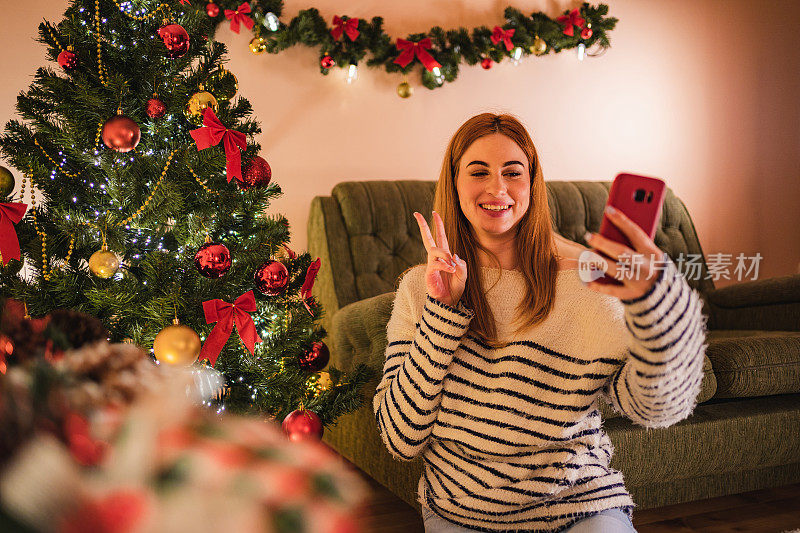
<box><xmin>308</xmin><ymin>180</ymin><xmax>713</xmax><ymax>319</ymax></box>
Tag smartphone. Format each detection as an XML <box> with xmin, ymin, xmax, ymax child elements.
<box><xmin>590</xmin><ymin>173</ymin><xmax>666</xmax><ymax>285</ymax></box>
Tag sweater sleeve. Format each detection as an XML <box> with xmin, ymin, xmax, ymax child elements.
<box><xmin>373</xmin><ymin>273</ymin><xmax>474</xmax><ymax>461</ymax></box>
<box><xmin>602</xmin><ymin>253</ymin><xmax>709</xmax><ymax>429</ymax></box>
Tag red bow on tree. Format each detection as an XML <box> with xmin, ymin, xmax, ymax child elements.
<box><xmin>393</xmin><ymin>38</ymin><xmax>441</xmax><ymax>72</ymax></box>
<box><xmin>200</xmin><ymin>291</ymin><xmax>262</xmax><ymax>366</ymax></box>
<box><xmin>300</xmin><ymin>258</ymin><xmax>321</xmax><ymax>316</ymax></box>
<box><xmin>331</xmin><ymin>15</ymin><xmax>360</xmax><ymax>41</ymax></box>
<box><xmin>0</xmin><ymin>202</ymin><xmax>28</xmax><ymax>265</ymax></box>
<box><xmin>190</xmin><ymin>107</ymin><xmax>247</xmax><ymax>182</ymax></box>
<box><xmin>225</xmin><ymin>2</ymin><xmax>254</xmax><ymax>34</ymax></box>
<box><xmin>557</xmin><ymin>8</ymin><xmax>586</xmax><ymax>36</ymax></box>
<box><xmin>491</xmin><ymin>26</ymin><xmax>516</xmax><ymax>51</ymax></box>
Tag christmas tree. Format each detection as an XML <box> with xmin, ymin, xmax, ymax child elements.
<box><xmin>0</xmin><ymin>0</ymin><xmax>374</xmax><ymax>434</ymax></box>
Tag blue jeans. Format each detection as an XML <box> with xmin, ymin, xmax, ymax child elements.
<box><xmin>422</xmin><ymin>507</ymin><xmax>637</xmax><ymax>532</ymax></box>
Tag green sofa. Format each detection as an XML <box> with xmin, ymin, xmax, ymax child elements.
<box><xmin>308</xmin><ymin>180</ymin><xmax>800</xmax><ymax>514</ymax></box>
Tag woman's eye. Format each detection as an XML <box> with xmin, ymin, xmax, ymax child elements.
<box><xmin>470</xmin><ymin>172</ymin><xmax>521</xmax><ymax>177</ymax></box>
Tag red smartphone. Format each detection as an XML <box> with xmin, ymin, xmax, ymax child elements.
<box><xmin>591</xmin><ymin>173</ymin><xmax>666</xmax><ymax>285</ymax></box>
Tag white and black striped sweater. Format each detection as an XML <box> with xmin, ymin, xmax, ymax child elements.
<box><xmin>373</xmin><ymin>255</ymin><xmax>708</xmax><ymax>532</ymax></box>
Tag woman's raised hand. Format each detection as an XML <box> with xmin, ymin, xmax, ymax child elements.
<box><xmin>413</xmin><ymin>211</ymin><xmax>467</xmax><ymax>308</ymax></box>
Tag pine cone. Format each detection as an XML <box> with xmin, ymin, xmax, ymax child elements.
<box><xmin>47</xmin><ymin>310</ymin><xmax>108</xmax><ymax>350</ymax></box>
<box><xmin>59</xmin><ymin>342</ymin><xmax>158</xmax><ymax>411</ymax></box>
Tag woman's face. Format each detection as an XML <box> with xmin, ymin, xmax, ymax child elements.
<box><xmin>456</xmin><ymin>133</ymin><xmax>531</xmax><ymax>244</ymax></box>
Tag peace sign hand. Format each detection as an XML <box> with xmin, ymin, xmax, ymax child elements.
<box><xmin>413</xmin><ymin>211</ymin><xmax>468</xmax><ymax>308</ymax></box>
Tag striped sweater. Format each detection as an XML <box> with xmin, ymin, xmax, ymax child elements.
<box><xmin>373</xmin><ymin>254</ymin><xmax>708</xmax><ymax>532</ymax></box>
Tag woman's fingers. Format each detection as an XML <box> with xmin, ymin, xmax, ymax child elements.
<box><xmin>433</xmin><ymin>258</ymin><xmax>457</xmax><ymax>273</ymax></box>
<box><xmin>432</xmin><ymin>211</ymin><xmax>450</xmax><ymax>254</ymax></box>
<box><xmin>584</xmin><ymin>232</ymin><xmax>631</xmax><ymax>262</ymax></box>
<box><xmin>603</xmin><ymin>206</ymin><xmax>662</xmax><ymax>257</ymax></box>
<box><xmin>413</xmin><ymin>212</ymin><xmax>436</xmax><ymax>252</ymax></box>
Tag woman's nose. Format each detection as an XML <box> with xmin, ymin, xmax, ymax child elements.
<box><xmin>486</xmin><ymin>174</ymin><xmax>507</xmax><ymax>196</ymax></box>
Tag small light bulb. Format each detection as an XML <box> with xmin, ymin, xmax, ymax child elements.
<box><xmin>432</xmin><ymin>66</ymin><xmax>445</xmax><ymax>85</ymax></box>
<box><xmin>512</xmin><ymin>47</ymin><xmax>523</xmax><ymax>65</ymax></box>
<box><xmin>577</xmin><ymin>43</ymin><xmax>586</xmax><ymax>61</ymax></box>
<box><xmin>346</xmin><ymin>63</ymin><xmax>358</xmax><ymax>84</ymax></box>
<box><xmin>264</xmin><ymin>12</ymin><xmax>280</xmax><ymax>32</ymax></box>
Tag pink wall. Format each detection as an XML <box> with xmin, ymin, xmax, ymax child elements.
<box><xmin>2</xmin><ymin>0</ymin><xmax>798</xmax><ymax>288</ymax></box>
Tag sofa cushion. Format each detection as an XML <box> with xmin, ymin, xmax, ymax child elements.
<box><xmin>704</xmin><ymin>330</ymin><xmax>800</xmax><ymax>398</ymax></box>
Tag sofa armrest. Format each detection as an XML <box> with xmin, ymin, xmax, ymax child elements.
<box><xmin>704</xmin><ymin>274</ymin><xmax>800</xmax><ymax>331</ymax></box>
<box><xmin>331</xmin><ymin>291</ymin><xmax>395</xmax><ymax>375</ymax></box>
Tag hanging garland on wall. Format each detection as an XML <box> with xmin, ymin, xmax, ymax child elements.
<box><xmin>197</xmin><ymin>1</ymin><xmax>617</xmax><ymax>96</ymax></box>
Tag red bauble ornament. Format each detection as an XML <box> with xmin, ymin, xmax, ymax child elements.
<box><xmin>57</xmin><ymin>49</ymin><xmax>78</xmax><ymax>71</ymax></box>
<box><xmin>581</xmin><ymin>27</ymin><xmax>593</xmax><ymax>40</ymax></box>
<box><xmin>254</xmin><ymin>260</ymin><xmax>289</xmax><ymax>295</ymax></box>
<box><xmin>298</xmin><ymin>341</ymin><xmax>329</xmax><ymax>372</ymax></box>
<box><xmin>101</xmin><ymin>115</ymin><xmax>140</xmax><ymax>153</ymax></box>
<box><xmin>236</xmin><ymin>156</ymin><xmax>272</xmax><ymax>189</ymax></box>
<box><xmin>157</xmin><ymin>23</ymin><xmax>190</xmax><ymax>58</ymax></box>
<box><xmin>194</xmin><ymin>241</ymin><xmax>232</xmax><ymax>278</ymax></box>
<box><xmin>206</xmin><ymin>2</ymin><xmax>220</xmax><ymax>17</ymax></box>
<box><xmin>282</xmin><ymin>409</ymin><xmax>324</xmax><ymax>442</ymax></box>
<box><xmin>146</xmin><ymin>97</ymin><xmax>166</xmax><ymax>119</ymax></box>
<box><xmin>481</xmin><ymin>57</ymin><xmax>493</xmax><ymax>69</ymax></box>
<box><xmin>320</xmin><ymin>55</ymin><xmax>335</xmax><ymax>69</ymax></box>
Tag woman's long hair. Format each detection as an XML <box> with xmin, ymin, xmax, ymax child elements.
<box><xmin>432</xmin><ymin>113</ymin><xmax>560</xmax><ymax>347</ymax></box>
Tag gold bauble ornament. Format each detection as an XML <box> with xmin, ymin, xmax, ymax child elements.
<box><xmin>397</xmin><ymin>81</ymin><xmax>413</xmax><ymax>99</ymax></box>
<box><xmin>249</xmin><ymin>36</ymin><xmax>268</xmax><ymax>55</ymax></box>
<box><xmin>317</xmin><ymin>371</ymin><xmax>333</xmax><ymax>391</ymax></box>
<box><xmin>89</xmin><ymin>246</ymin><xmax>120</xmax><ymax>278</ymax></box>
<box><xmin>0</xmin><ymin>166</ymin><xmax>14</xmax><ymax>197</ymax></box>
<box><xmin>185</xmin><ymin>90</ymin><xmax>219</xmax><ymax>125</ymax></box>
<box><xmin>153</xmin><ymin>320</ymin><xmax>201</xmax><ymax>366</ymax></box>
<box><xmin>206</xmin><ymin>69</ymin><xmax>238</xmax><ymax>101</ymax></box>
<box><xmin>531</xmin><ymin>36</ymin><xmax>547</xmax><ymax>56</ymax></box>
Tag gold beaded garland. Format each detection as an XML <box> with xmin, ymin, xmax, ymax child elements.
<box><xmin>110</xmin><ymin>0</ymin><xmax>170</xmax><ymax>21</ymax></box>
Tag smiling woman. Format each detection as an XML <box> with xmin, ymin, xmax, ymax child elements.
<box><xmin>373</xmin><ymin>113</ymin><xmax>708</xmax><ymax>532</ymax></box>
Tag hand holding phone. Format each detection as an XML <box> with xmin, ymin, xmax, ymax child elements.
<box><xmin>585</xmin><ymin>173</ymin><xmax>666</xmax><ymax>286</ymax></box>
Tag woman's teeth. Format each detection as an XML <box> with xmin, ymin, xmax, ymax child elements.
<box><xmin>480</xmin><ymin>204</ymin><xmax>510</xmax><ymax>211</ymax></box>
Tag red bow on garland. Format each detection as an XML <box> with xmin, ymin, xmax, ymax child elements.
<box><xmin>0</xmin><ymin>202</ymin><xmax>28</xmax><ymax>265</ymax></box>
<box><xmin>190</xmin><ymin>107</ymin><xmax>247</xmax><ymax>182</ymax></box>
<box><xmin>200</xmin><ymin>291</ymin><xmax>262</xmax><ymax>366</ymax></box>
<box><xmin>491</xmin><ymin>26</ymin><xmax>516</xmax><ymax>51</ymax></box>
<box><xmin>300</xmin><ymin>258</ymin><xmax>321</xmax><ymax>316</ymax></box>
<box><xmin>557</xmin><ymin>8</ymin><xmax>586</xmax><ymax>37</ymax></box>
<box><xmin>330</xmin><ymin>16</ymin><xmax>360</xmax><ymax>41</ymax></box>
<box><xmin>225</xmin><ymin>2</ymin><xmax>254</xmax><ymax>34</ymax></box>
<box><xmin>393</xmin><ymin>38</ymin><xmax>441</xmax><ymax>71</ymax></box>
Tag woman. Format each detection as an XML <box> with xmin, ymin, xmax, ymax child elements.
<box><xmin>373</xmin><ymin>113</ymin><xmax>708</xmax><ymax>532</ymax></box>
